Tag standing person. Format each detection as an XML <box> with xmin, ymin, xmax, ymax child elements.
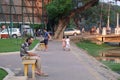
<box><xmin>66</xmin><ymin>36</ymin><xmax>70</xmax><ymax>51</ymax></box>
<box><xmin>20</xmin><ymin>36</ymin><xmax>48</xmax><ymax>76</ymax></box>
<box><xmin>43</xmin><ymin>29</ymin><xmax>51</xmax><ymax>51</ymax></box>
<box><xmin>23</xmin><ymin>29</ymin><xmax>27</xmax><ymax>37</ymax></box>
<box><xmin>62</xmin><ymin>36</ymin><xmax>66</xmax><ymax>50</ymax></box>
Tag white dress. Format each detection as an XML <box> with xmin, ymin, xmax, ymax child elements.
<box><xmin>66</xmin><ymin>38</ymin><xmax>70</xmax><ymax>49</ymax></box>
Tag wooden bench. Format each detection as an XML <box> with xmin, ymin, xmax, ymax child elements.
<box><xmin>39</xmin><ymin>43</ymin><xmax>45</xmax><ymax>50</ymax></box>
<box><xmin>22</xmin><ymin>60</ymin><xmax>36</xmax><ymax>78</ymax></box>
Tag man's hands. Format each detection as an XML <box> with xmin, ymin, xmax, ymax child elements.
<box><xmin>28</xmin><ymin>52</ymin><xmax>38</xmax><ymax>56</ymax></box>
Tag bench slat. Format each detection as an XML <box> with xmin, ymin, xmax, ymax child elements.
<box><xmin>22</xmin><ymin>60</ymin><xmax>36</xmax><ymax>64</ymax></box>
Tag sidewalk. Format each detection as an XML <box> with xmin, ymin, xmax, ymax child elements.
<box><xmin>0</xmin><ymin>40</ymin><xmax>120</xmax><ymax>80</ymax></box>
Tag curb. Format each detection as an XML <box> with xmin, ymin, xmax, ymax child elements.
<box><xmin>0</xmin><ymin>52</ymin><xmax>19</xmax><ymax>55</ymax></box>
<box><xmin>0</xmin><ymin>66</ymin><xmax>15</xmax><ymax>80</ymax></box>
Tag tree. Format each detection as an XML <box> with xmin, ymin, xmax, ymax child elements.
<box><xmin>46</xmin><ymin>0</ymin><xmax>99</xmax><ymax>39</ymax></box>
<box><xmin>80</xmin><ymin>2</ymin><xmax>120</xmax><ymax>30</ymax></box>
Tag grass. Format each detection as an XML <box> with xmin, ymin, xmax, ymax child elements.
<box><xmin>0</xmin><ymin>68</ymin><xmax>8</xmax><ymax>80</ymax></box>
<box><xmin>101</xmin><ymin>61</ymin><xmax>120</xmax><ymax>72</ymax></box>
<box><xmin>76</xmin><ymin>40</ymin><xmax>120</xmax><ymax>73</ymax></box>
<box><xmin>0</xmin><ymin>38</ymin><xmax>39</xmax><ymax>53</ymax></box>
<box><xmin>76</xmin><ymin>40</ymin><xmax>114</xmax><ymax>57</ymax></box>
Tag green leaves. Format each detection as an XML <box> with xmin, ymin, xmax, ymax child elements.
<box><xmin>46</xmin><ymin>0</ymin><xmax>73</xmax><ymax>20</ymax></box>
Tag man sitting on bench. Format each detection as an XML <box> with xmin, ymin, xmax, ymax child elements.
<box><xmin>20</xmin><ymin>36</ymin><xmax>48</xmax><ymax>77</ymax></box>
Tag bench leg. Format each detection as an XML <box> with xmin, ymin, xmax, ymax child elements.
<box><xmin>24</xmin><ymin>64</ymin><xmax>28</xmax><ymax>77</ymax></box>
<box><xmin>39</xmin><ymin>44</ymin><xmax>45</xmax><ymax>50</ymax></box>
<box><xmin>41</xmin><ymin>45</ymin><xmax>44</xmax><ymax>50</ymax></box>
<box><xmin>32</xmin><ymin>64</ymin><xmax>35</xmax><ymax>78</ymax></box>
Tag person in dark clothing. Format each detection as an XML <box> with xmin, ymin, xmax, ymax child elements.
<box><xmin>43</xmin><ymin>29</ymin><xmax>51</xmax><ymax>51</ymax></box>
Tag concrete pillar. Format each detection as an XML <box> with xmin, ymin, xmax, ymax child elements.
<box><xmin>96</xmin><ymin>28</ymin><xmax>100</xmax><ymax>34</ymax></box>
<box><xmin>102</xmin><ymin>27</ymin><xmax>106</xmax><ymax>35</ymax></box>
<box><xmin>115</xmin><ymin>13</ymin><xmax>120</xmax><ymax>34</ymax></box>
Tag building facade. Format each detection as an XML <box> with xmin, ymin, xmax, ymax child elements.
<box><xmin>0</xmin><ymin>0</ymin><xmax>50</xmax><ymax>24</ymax></box>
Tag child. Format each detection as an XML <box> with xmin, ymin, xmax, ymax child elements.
<box><xmin>66</xmin><ymin>36</ymin><xmax>70</xmax><ymax>51</ymax></box>
<box><xmin>62</xmin><ymin>36</ymin><xmax>66</xmax><ymax>50</ymax></box>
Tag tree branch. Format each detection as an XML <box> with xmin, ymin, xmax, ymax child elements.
<box><xmin>69</xmin><ymin>0</ymin><xmax>99</xmax><ymax>18</ymax></box>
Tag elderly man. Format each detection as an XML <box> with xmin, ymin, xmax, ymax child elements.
<box><xmin>20</xmin><ymin>36</ymin><xmax>48</xmax><ymax>77</ymax></box>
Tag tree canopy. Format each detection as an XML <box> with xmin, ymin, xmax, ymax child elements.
<box><xmin>46</xmin><ymin>0</ymin><xmax>99</xmax><ymax>27</ymax></box>
<box><xmin>46</xmin><ymin>0</ymin><xmax>73</xmax><ymax>20</ymax></box>
<box><xmin>46</xmin><ymin>0</ymin><xmax>99</xmax><ymax>39</ymax></box>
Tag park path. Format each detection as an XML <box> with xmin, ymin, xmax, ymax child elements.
<box><xmin>0</xmin><ymin>40</ymin><xmax>120</xmax><ymax>80</ymax></box>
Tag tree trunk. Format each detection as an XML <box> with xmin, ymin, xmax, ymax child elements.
<box><xmin>54</xmin><ymin>18</ymin><xmax>69</xmax><ymax>40</ymax></box>
<box><xmin>54</xmin><ymin>0</ymin><xmax>99</xmax><ymax>39</ymax></box>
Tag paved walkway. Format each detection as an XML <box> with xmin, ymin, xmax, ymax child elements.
<box><xmin>0</xmin><ymin>40</ymin><xmax>120</xmax><ymax>80</ymax></box>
